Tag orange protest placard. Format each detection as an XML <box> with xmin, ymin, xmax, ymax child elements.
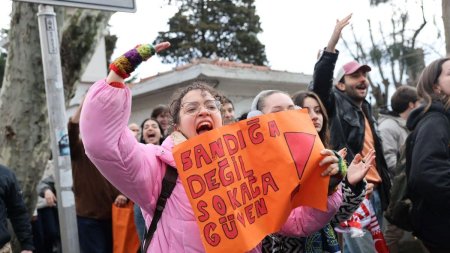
<box><xmin>172</xmin><ymin>109</ymin><xmax>329</xmax><ymax>253</ymax></box>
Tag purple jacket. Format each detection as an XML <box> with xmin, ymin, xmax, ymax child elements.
<box><xmin>80</xmin><ymin>79</ymin><xmax>342</xmax><ymax>252</ymax></box>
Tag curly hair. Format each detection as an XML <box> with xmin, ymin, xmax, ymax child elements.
<box><xmin>169</xmin><ymin>79</ymin><xmax>224</xmax><ymax>126</ymax></box>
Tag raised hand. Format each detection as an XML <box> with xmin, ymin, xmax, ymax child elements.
<box><xmin>326</xmin><ymin>13</ymin><xmax>352</xmax><ymax>53</ymax></box>
<box><xmin>347</xmin><ymin>149</ymin><xmax>375</xmax><ymax>186</ymax></box>
<box><xmin>107</xmin><ymin>41</ymin><xmax>171</xmax><ymax>83</ymax></box>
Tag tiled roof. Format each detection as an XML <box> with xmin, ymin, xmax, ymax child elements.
<box><xmin>140</xmin><ymin>58</ymin><xmax>271</xmax><ymax>83</ymax></box>
<box><xmin>175</xmin><ymin>58</ymin><xmax>271</xmax><ymax>71</ymax></box>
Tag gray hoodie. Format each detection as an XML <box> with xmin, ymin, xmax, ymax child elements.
<box><xmin>378</xmin><ymin>113</ymin><xmax>408</xmax><ymax>176</ymax></box>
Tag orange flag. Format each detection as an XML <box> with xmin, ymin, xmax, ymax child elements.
<box><xmin>173</xmin><ymin>109</ymin><xmax>329</xmax><ymax>253</ymax></box>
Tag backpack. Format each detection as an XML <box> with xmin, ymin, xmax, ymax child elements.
<box><xmin>383</xmin><ymin>135</ymin><xmax>413</xmax><ymax>231</ymax></box>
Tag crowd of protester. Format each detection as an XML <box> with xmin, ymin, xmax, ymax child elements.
<box><xmin>2</xmin><ymin>13</ymin><xmax>450</xmax><ymax>253</ymax></box>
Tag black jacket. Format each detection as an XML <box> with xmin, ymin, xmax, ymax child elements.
<box><xmin>0</xmin><ymin>164</ymin><xmax>34</xmax><ymax>250</ymax></box>
<box><xmin>309</xmin><ymin>50</ymin><xmax>391</xmax><ymax>210</ymax></box>
<box><xmin>406</xmin><ymin>101</ymin><xmax>450</xmax><ymax>248</ymax></box>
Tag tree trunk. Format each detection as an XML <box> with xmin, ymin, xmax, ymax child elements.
<box><xmin>0</xmin><ymin>1</ymin><xmax>47</xmax><ymax>215</ymax></box>
<box><xmin>0</xmin><ymin>2</ymin><xmax>112</xmax><ymax>251</ymax></box>
<box><xmin>443</xmin><ymin>0</ymin><xmax>450</xmax><ymax>56</ymax></box>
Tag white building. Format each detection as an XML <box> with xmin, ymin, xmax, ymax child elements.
<box><xmin>69</xmin><ymin>41</ymin><xmax>313</xmax><ymax>125</ymax></box>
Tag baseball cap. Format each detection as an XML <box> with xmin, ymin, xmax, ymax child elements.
<box><xmin>334</xmin><ymin>60</ymin><xmax>371</xmax><ymax>85</ymax></box>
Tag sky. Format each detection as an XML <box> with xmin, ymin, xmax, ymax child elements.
<box><xmin>0</xmin><ymin>0</ymin><xmax>445</xmax><ymax>80</ymax></box>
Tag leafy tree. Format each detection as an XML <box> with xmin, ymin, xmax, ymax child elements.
<box><xmin>0</xmin><ymin>1</ymin><xmax>112</xmax><ymax>228</ymax></box>
<box><xmin>154</xmin><ymin>0</ymin><xmax>268</xmax><ymax>66</ymax></box>
<box><xmin>104</xmin><ymin>29</ymin><xmax>118</xmax><ymax>68</ymax></box>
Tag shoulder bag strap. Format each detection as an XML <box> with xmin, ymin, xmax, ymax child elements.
<box><xmin>141</xmin><ymin>165</ymin><xmax>178</xmax><ymax>253</ymax></box>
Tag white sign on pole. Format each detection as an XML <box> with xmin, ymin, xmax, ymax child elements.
<box><xmin>14</xmin><ymin>0</ymin><xmax>136</xmax><ymax>12</ymax></box>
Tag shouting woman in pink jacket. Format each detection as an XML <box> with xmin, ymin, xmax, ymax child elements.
<box><xmin>80</xmin><ymin>42</ymin><xmax>343</xmax><ymax>252</ymax></box>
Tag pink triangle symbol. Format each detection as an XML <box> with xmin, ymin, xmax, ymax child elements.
<box><xmin>284</xmin><ymin>132</ymin><xmax>316</xmax><ymax>180</ymax></box>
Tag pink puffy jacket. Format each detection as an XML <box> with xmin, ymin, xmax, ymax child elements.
<box><xmin>80</xmin><ymin>80</ymin><xmax>343</xmax><ymax>253</ymax></box>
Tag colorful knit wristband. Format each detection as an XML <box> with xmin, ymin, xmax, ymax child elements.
<box><xmin>109</xmin><ymin>44</ymin><xmax>156</xmax><ymax>78</ymax></box>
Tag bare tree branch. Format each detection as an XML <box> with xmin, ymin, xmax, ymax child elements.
<box><xmin>368</xmin><ymin>20</ymin><xmax>387</xmax><ymax>83</ymax></box>
<box><xmin>411</xmin><ymin>0</ymin><xmax>427</xmax><ymax>49</ymax></box>
<box><xmin>341</xmin><ymin>25</ymin><xmax>358</xmax><ymax>59</ymax></box>
<box><xmin>398</xmin><ymin>12</ymin><xmax>407</xmax><ymax>86</ymax></box>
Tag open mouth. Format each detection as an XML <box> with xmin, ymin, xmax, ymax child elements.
<box><xmin>356</xmin><ymin>84</ymin><xmax>367</xmax><ymax>90</ymax></box>
<box><xmin>196</xmin><ymin>122</ymin><xmax>213</xmax><ymax>135</ymax></box>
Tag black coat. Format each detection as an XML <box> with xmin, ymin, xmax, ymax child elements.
<box><xmin>0</xmin><ymin>164</ymin><xmax>34</xmax><ymax>250</ymax></box>
<box><xmin>406</xmin><ymin>101</ymin><xmax>450</xmax><ymax>249</ymax></box>
<box><xmin>309</xmin><ymin>50</ymin><xmax>391</xmax><ymax>211</ymax></box>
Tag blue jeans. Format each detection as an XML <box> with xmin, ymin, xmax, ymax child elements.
<box><xmin>77</xmin><ymin>216</ymin><xmax>112</xmax><ymax>253</ymax></box>
<box><xmin>343</xmin><ymin>189</ymin><xmax>383</xmax><ymax>253</ymax></box>
<box><xmin>133</xmin><ymin>203</ymin><xmax>146</xmax><ymax>243</ymax></box>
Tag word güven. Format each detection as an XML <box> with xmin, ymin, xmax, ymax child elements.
<box><xmin>180</xmin><ymin>118</ymin><xmax>281</xmax><ymax>246</ymax></box>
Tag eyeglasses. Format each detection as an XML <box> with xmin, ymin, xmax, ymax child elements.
<box><xmin>181</xmin><ymin>100</ymin><xmax>221</xmax><ymax>115</ymax></box>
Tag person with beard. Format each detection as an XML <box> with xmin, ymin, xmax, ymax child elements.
<box><xmin>406</xmin><ymin>58</ymin><xmax>450</xmax><ymax>253</ymax></box>
<box><xmin>309</xmin><ymin>13</ymin><xmax>391</xmax><ymax>253</ymax></box>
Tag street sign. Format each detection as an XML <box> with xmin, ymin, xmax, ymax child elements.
<box><xmin>15</xmin><ymin>0</ymin><xmax>136</xmax><ymax>12</ymax></box>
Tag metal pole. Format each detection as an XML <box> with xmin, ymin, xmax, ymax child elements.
<box><xmin>37</xmin><ymin>5</ymin><xmax>80</xmax><ymax>253</ymax></box>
